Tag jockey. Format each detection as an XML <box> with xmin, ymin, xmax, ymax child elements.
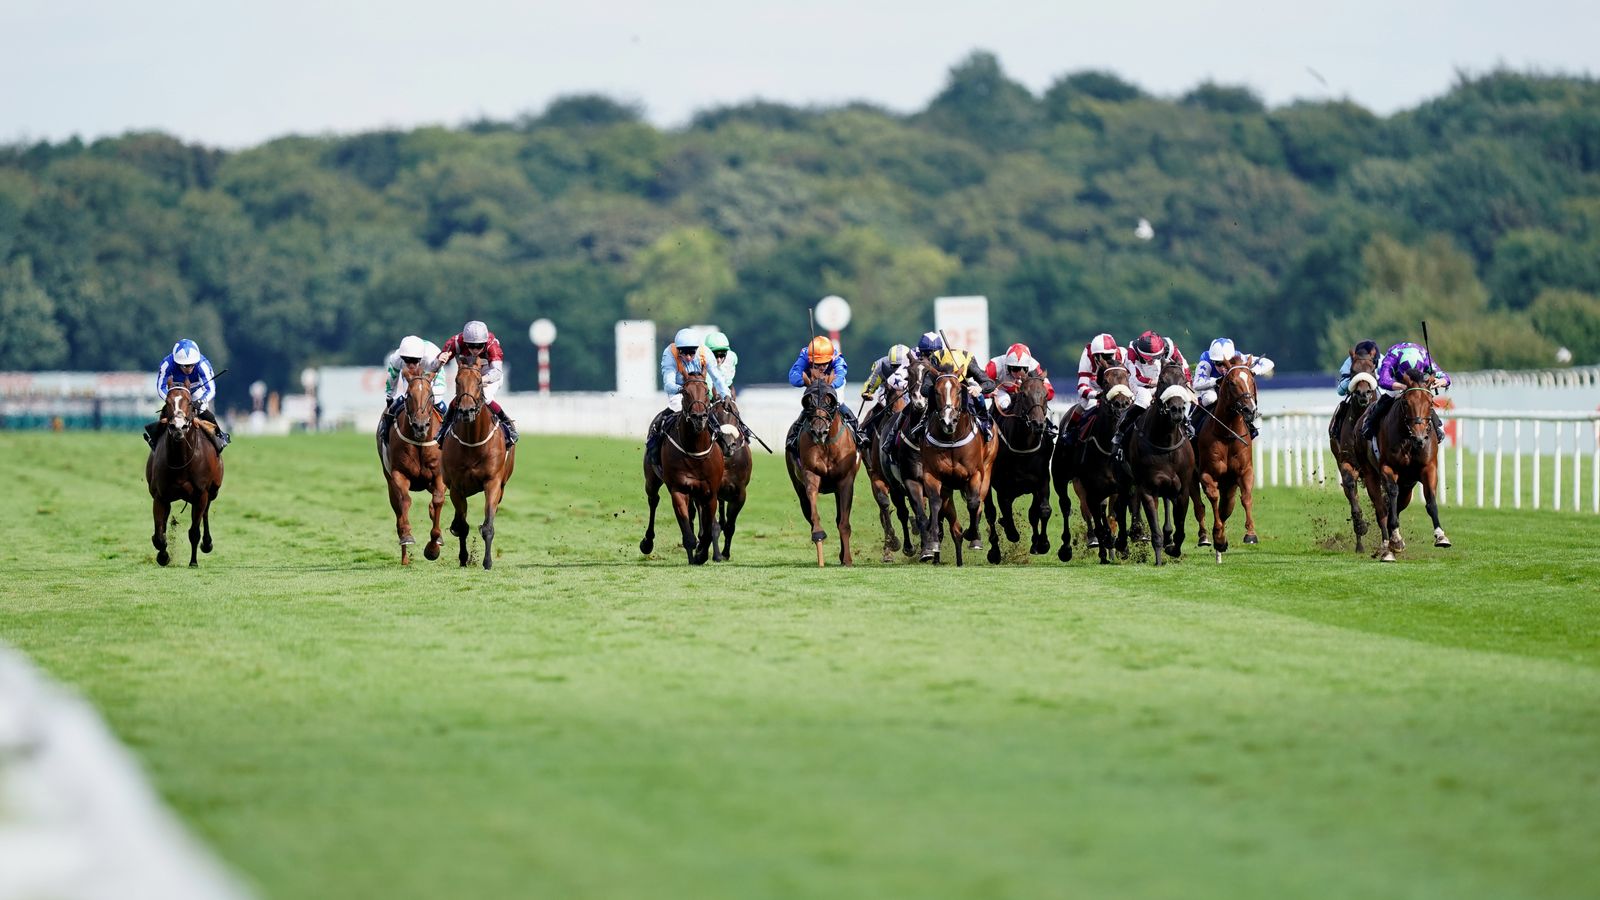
<box><xmin>1190</xmin><ymin>337</ymin><xmax>1272</xmax><ymax>438</ymax></box>
<box><xmin>928</xmin><ymin>341</ymin><xmax>997</xmax><ymax>438</ymax></box>
<box><xmin>146</xmin><ymin>339</ymin><xmax>228</xmax><ymax>453</ymax></box>
<box><xmin>910</xmin><ymin>331</ymin><xmax>944</xmax><ymax>363</ymax></box>
<box><xmin>703</xmin><ymin>331</ymin><xmax>738</xmax><ymax>394</ymax></box>
<box><xmin>858</xmin><ymin>343</ymin><xmax>913</xmax><ymax>450</ymax></box>
<box><xmin>648</xmin><ymin>328</ymin><xmax>737</xmax><ymax>463</ymax></box>
<box><xmin>1114</xmin><ymin>330</ymin><xmax>1192</xmax><ymax>457</ymax></box>
<box><xmin>1060</xmin><ymin>333</ymin><xmax>1127</xmax><ymax>450</ymax></box>
<box><xmin>985</xmin><ymin>342</ymin><xmax>1055</xmax><ymax>411</ymax></box>
<box><xmin>786</xmin><ymin>335</ymin><xmax>860</xmax><ymax>447</ymax></box>
<box><xmin>1362</xmin><ymin>341</ymin><xmax>1451</xmax><ymax>443</ymax></box>
<box><xmin>377</xmin><ymin>334</ymin><xmax>446</xmax><ymax>445</ymax></box>
<box><xmin>1328</xmin><ymin>339</ymin><xmax>1381</xmax><ymax>438</ymax></box>
<box><xmin>430</xmin><ymin>319</ymin><xmax>518</xmax><ymax>445</ymax></box>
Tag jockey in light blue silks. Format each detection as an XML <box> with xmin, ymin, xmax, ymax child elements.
<box><xmin>646</xmin><ymin>327</ymin><xmax>738</xmax><ymax>464</ymax></box>
<box><xmin>146</xmin><ymin>339</ymin><xmax>228</xmax><ymax>452</ymax></box>
<box><xmin>1190</xmin><ymin>337</ymin><xmax>1273</xmax><ymax>438</ymax></box>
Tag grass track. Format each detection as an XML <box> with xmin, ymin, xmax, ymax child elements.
<box><xmin>3</xmin><ymin>431</ymin><xmax>1598</xmax><ymax>900</ymax></box>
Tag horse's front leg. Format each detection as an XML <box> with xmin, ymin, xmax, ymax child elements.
<box><xmin>836</xmin><ymin>469</ymin><xmax>857</xmax><ymax>567</ymax></box>
<box><xmin>905</xmin><ymin>477</ymin><xmax>929</xmax><ymax>558</ymax></box>
<box><xmin>670</xmin><ymin>488</ymin><xmax>698</xmax><ymax>565</ymax></box>
<box><xmin>1339</xmin><ymin>460</ymin><xmax>1367</xmax><ymax>553</ymax></box>
<box><xmin>449</xmin><ymin>488</ymin><xmax>471</xmax><ymax>567</ymax></box>
<box><xmin>1170</xmin><ymin>485</ymin><xmax>1188</xmax><ymax>560</ymax></box>
<box><xmin>152</xmin><ymin>497</ymin><xmax>171</xmax><ymax>567</ymax></box>
<box><xmin>425</xmin><ymin>474</ymin><xmax>445</xmax><ymax>561</ymax></box>
<box><xmin>201</xmin><ymin>499</ymin><xmax>214</xmax><ymax>555</ymax></box>
<box><xmin>921</xmin><ymin>478</ymin><xmax>944</xmax><ymax>562</ymax></box>
<box><xmin>187</xmin><ymin>493</ymin><xmax>207</xmax><ymax>568</ymax></box>
<box><xmin>805</xmin><ymin>474</ymin><xmax>827</xmax><ymax>568</ymax></box>
<box><xmin>389</xmin><ymin>472</ymin><xmax>414</xmax><ymax>565</ymax></box>
<box><xmin>1423</xmin><ymin>462</ymin><xmax>1450</xmax><ymax>547</ymax></box>
<box><xmin>640</xmin><ymin>466</ymin><xmax>662</xmax><ymax>555</ymax></box>
<box><xmin>1240</xmin><ymin>470</ymin><xmax>1260</xmax><ymax>544</ymax></box>
<box><xmin>697</xmin><ymin>490</ymin><xmax>718</xmax><ymax>566</ymax></box>
<box><xmin>479</xmin><ymin>478</ymin><xmax>504</xmax><ymax>570</ymax></box>
<box><xmin>985</xmin><ymin>488</ymin><xmax>1003</xmax><ymax>564</ymax></box>
<box><xmin>1202</xmin><ymin>473</ymin><xmax>1226</xmax><ymax>556</ymax></box>
<box><xmin>1141</xmin><ymin>491</ymin><xmax>1163</xmax><ymax>565</ymax></box>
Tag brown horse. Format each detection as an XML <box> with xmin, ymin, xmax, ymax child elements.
<box><xmin>380</xmin><ymin>365</ymin><xmax>445</xmax><ymax>565</ymax></box>
<box><xmin>918</xmin><ymin>368</ymin><xmax>999</xmax><ymax>565</ymax></box>
<box><xmin>1356</xmin><ymin>369</ymin><xmax>1451</xmax><ymax>562</ymax></box>
<box><xmin>441</xmin><ymin>353</ymin><xmax>516</xmax><ymax>569</ymax></box>
<box><xmin>985</xmin><ymin>369</ymin><xmax>1055</xmax><ymax>563</ymax></box>
<box><xmin>786</xmin><ymin>376</ymin><xmax>860</xmax><ymax>567</ymax></box>
<box><xmin>1191</xmin><ymin>355</ymin><xmax>1259</xmax><ymax>561</ymax></box>
<box><xmin>1125</xmin><ymin>365</ymin><xmax>1195</xmax><ymax>565</ymax></box>
<box><xmin>641</xmin><ymin>372</ymin><xmax>725</xmax><ymax>565</ymax></box>
<box><xmin>1329</xmin><ymin>347</ymin><xmax>1379</xmax><ymax>553</ymax></box>
<box><xmin>145</xmin><ymin>385</ymin><xmax>224</xmax><ymax>567</ymax></box>
<box><xmin>713</xmin><ymin>394</ymin><xmax>752</xmax><ymax>561</ymax></box>
<box><xmin>862</xmin><ymin>380</ymin><xmax>914</xmax><ymax>562</ymax></box>
<box><xmin>1052</xmin><ymin>364</ymin><xmax>1133</xmax><ymax>563</ymax></box>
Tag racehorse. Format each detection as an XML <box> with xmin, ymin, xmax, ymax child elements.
<box><xmin>1052</xmin><ymin>363</ymin><xmax>1133</xmax><ymax>563</ymax></box>
<box><xmin>713</xmin><ymin>394</ymin><xmax>752</xmax><ymax>561</ymax></box>
<box><xmin>1125</xmin><ymin>362</ymin><xmax>1194</xmax><ymax>565</ymax></box>
<box><xmin>917</xmin><ymin>365</ymin><xmax>999</xmax><ymax>565</ymax></box>
<box><xmin>146</xmin><ymin>385</ymin><xmax>224</xmax><ymax>567</ymax></box>
<box><xmin>1329</xmin><ymin>346</ymin><xmax>1379</xmax><ymax>553</ymax></box>
<box><xmin>862</xmin><ymin>379</ymin><xmax>914</xmax><ymax>562</ymax></box>
<box><xmin>875</xmin><ymin>357</ymin><xmax>938</xmax><ymax>563</ymax></box>
<box><xmin>1191</xmin><ymin>354</ymin><xmax>1259</xmax><ymax>561</ymax></box>
<box><xmin>380</xmin><ymin>365</ymin><xmax>445</xmax><ymax>565</ymax></box>
<box><xmin>641</xmin><ymin>372</ymin><xmax>725</xmax><ymax>565</ymax></box>
<box><xmin>1356</xmin><ymin>368</ymin><xmax>1451</xmax><ymax>562</ymax></box>
<box><xmin>440</xmin><ymin>352</ymin><xmax>516</xmax><ymax>569</ymax></box>
<box><xmin>785</xmin><ymin>376</ymin><xmax>860</xmax><ymax>567</ymax></box>
<box><xmin>985</xmin><ymin>369</ymin><xmax>1054</xmax><ymax>563</ymax></box>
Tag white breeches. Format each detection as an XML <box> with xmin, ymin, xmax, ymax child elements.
<box><xmin>481</xmin><ymin>379</ymin><xmax>501</xmax><ymax>406</ymax></box>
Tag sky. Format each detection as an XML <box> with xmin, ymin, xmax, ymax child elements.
<box><xmin>1</xmin><ymin>0</ymin><xmax>1594</xmax><ymax>149</ymax></box>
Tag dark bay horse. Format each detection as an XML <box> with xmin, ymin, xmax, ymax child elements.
<box><xmin>985</xmin><ymin>369</ymin><xmax>1054</xmax><ymax>563</ymax></box>
<box><xmin>918</xmin><ymin>367</ymin><xmax>999</xmax><ymax>565</ymax></box>
<box><xmin>1052</xmin><ymin>365</ymin><xmax>1133</xmax><ymax>563</ymax></box>
<box><xmin>146</xmin><ymin>385</ymin><xmax>224</xmax><ymax>567</ymax></box>
<box><xmin>1330</xmin><ymin>347</ymin><xmax>1379</xmax><ymax>553</ymax></box>
<box><xmin>1356</xmin><ymin>369</ymin><xmax>1451</xmax><ymax>562</ymax></box>
<box><xmin>1125</xmin><ymin>365</ymin><xmax>1194</xmax><ymax>565</ymax></box>
<box><xmin>641</xmin><ymin>372</ymin><xmax>725</xmax><ymax>565</ymax></box>
<box><xmin>1191</xmin><ymin>355</ymin><xmax>1259</xmax><ymax>561</ymax></box>
<box><xmin>713</xmin><ymin>394</ymin><xmax>752</xmax><ymax>561</ymax></box>
<box><xmin>862</xmin><ymin>380</ymin><xmax>914</xmax><ymax>562</ymax></box>
<box><xmin>785</xmin><ymin>376</ymin><xmax>860</xmax><ymax>567</ymax></box>
<box><xmin>441</xmin><ymin>354</ymin><xmax>516</xmax><ymax>569</ymax></box>
<box><xmin>381</xmin><ymin>365</ymin><xmax>445</xmax><ymax>565</ymax></box>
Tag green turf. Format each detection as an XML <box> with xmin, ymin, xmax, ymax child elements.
<box><xmin>3</xmin><ymin>432</ymin><xmax>1598</xmax><ymax>900</ymax></box>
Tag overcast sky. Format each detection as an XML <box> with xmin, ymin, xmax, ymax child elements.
<box><xmin>2</xmin><ymin>0</ymin><xmax>1594</xmax><ymax>148</ymax></box>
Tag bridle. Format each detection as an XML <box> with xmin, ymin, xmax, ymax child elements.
<box><xmin>996</xmin><ymin>370</ymin><xmax>1053</xmax><ymax>453</ymax></box>
<box><xmin>802</xmin><ymin>378</ymin><xmax>842</xmax><ymax>445</ymax></box>
<box><xmin>397</xmin><ymin>367</ymin><xmax>439</xmax><ymax>447</ymax></box>
<box><xmin>160</xmin><ymin>386</ymin><xmax>199</xmax><ymax>468</ymax></box>
<box><xmin>1221</xmin><ymin>363</ymin><xmax>1258</xmax><ymax>425</ymax></box>
<box><xmin>1397</xmin><ymin>384</ymin><xmax>1435</xmax><ymax>450</ymax></box>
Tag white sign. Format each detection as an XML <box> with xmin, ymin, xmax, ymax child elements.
<box><xmin>615</xmin><ymin>320</ymin><xmax>658</xmax><ymax>398</ymax></box>
<box><xmin>529</xmin><ymin>318</ymin><xmax>557</xmax><ymax>346</ymax></box>
<box><xmin>815</xmin><ymin>295</ymin><xmax>851</xmax><ymax>331</ymax></box>
<box><xmin>934</xmin><ymin>295</ymin><xmax>989</xmax><ymax>364</ymax></box>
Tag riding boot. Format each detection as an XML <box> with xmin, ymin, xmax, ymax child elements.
<box><xmin>1183</xmin><ymin>414</ymin><xmax>1196</xmax><ymax>442</ymax></box>
<box><xmin>437</xmin><ymin>405</ymin><xmax>458</xmax><ymax>441</ymax></box>
<box><xmin>498</xmin><ymin>410</ymin><xmax>519</xmax><ymax>445</ymax></box>
<box><xmin>785</xmin><ymin>419</ymin><xmax>802</xmax><ymax>452</ymax></box>
<box><xmin>1431</xmin><ymin>410</ymin><xmax>1445</xmax><ymax>443</ymax></box>
<box><xmin>1362</xmin><ymin>395</ymin><xmax>1393</xmax><ymax>441</ymax></box>
<box><xmin>841</xmin><ymin>405</ymin><xmax>863</xmax><ymax>444</ymax></box>
<box><xmin>199</xmin><ymin>409</ymin><xmax>229</xmax><ymax>454</ymax></box>
<box><xmin>143</xmin><ymin>422</ymin><xmax>159</xmax><ymax>447</ymax></box>
<box><xmin>1248</xmin><ymin>421</ymin><xmax>1260</xmax><ymax>439</ymax></box>
<box><xmin>1328</xmin><ymin>401</ymin><xmax>1346</xmax><ymax>440</ymax></box>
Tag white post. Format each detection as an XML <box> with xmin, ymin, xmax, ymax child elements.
<box><xmin>1271</xmin><ymin>418</ymin><xmax>1281</xmax><ymax>487</ymax></box>
<box><xmin>1455</xmin><ymin>419</ymin><xmax>1464</xmax><ymax>508</ymax></box>
<box><xmin>1288</xmin><ymin>420</ymin><xmax>1299</xmax><ymax>487</ymax></box>
<box><xmin>1514</xmin><ymin>420</ymin><xmax>1523</xmax><ymax>510</ymax></box>
<box><xmin>1440</xmin><ymin>437</ymin><xmax>1448</xmax><ymax>507</ymax></box>
<box><xmin>1532</xmin><ymin>420</ymin><xmax>1541</xmax><ymax>510</ymax></box>
<box><xmin>1494</xmin><ymin>420</ymin><xmax>1504</xmax><ymax>509</ymax></box>
<box><xmin>1573</xmin><ymin>423</ymin><xmax>1582</xmax><ymax>513</ymax></box>
<box><xmin>1255</xmin><ymin>425</ymin><xmax>1264</xmax><ymax>488</ymax></box>
<box><xmin>1592</xmin><ymin>421</ymin><xmax>1598</xmax><ymax>513</ymax></box>
<box><xmin>1554</xmin><ymin>422</ymin><xmax>1562</xmax><ymax>512</ymax></box>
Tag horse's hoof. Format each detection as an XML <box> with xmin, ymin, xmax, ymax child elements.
<box><xmin>812</xmin><ymin>530</ymin><xmax>827</xmax><ymax>543</ymax></box>
<box><xmin>1380</xmin><ymin>551</ymin><xmax>1396</xmax><ymax>562</ymax></box>
<box><xmin>1168</xmin><ymin>544</ymin><xmax>1182</xmax><ymax>559</ymax></box>
<box><xmin>1434</xmin><ymin>529</ymin><xmax>1451</xmax><ymax>548</ymax></box>
<box><xmin>987</xmin><ymin>546</ymin><xmax>1001</xmax><ymax>564</ymax></box>
<box><xmin>881</xmin><ymin>552</ymin><xmax>895</xmax><ymax>564</ymax></box>
<box><xmin>201</xmin><ymin>539</ymin><xmax>213</xmax><ymax>554</ymax></box>
<box><xmin>1392</xmin><ymin>532</ymin><xmax>1406</xmax><ymax>551</ymax></box>
<box><xmin>886</xmin><ymin>535</ymin><xmax>901</xmax><ymax>553</ymax></box>
<box><xmin>1243</xmin><ymin>534</ymin><xmax>1259</xmax><ymax>545</ymax></box>
<box><xmin>1086</xmin><ymin>537</ymin><xmax>1100</xmax><ymax>549</ymax></box>
<box><xmin>157</xmin><ymin>551</ymin><xmax>170</xmax><ymax>567</ymax></box>
<box><xmin>1215</xmin><ymin>550</ymin><xmax>1223</xmax><ymax>564</ymax></box>
<box><xmin>424</xmin><ymin>542</ymin><xmax>441</xmax><ymax>561</ymax></box>
<box><xmin>1216</xmin><ymin>540</ymin><xmax>1228</xmax><ymax>554</ymax></box>
<box><xmin>1058</xmin><ymin>544</ymin><xmax>1073</xmax><ymax>562</ymax></box>
<box><xmin>968</xmin><ymin>539</ymin><xmax>983</xmax><ymax>551</ymax></box>
<box><xmin>483</xmin><ymin>557</ymin><xmax>493</xmax><ymax>570</ymax></box>
<box><xmin>400</xmin><ymin>535</ymin><xmax>416</xmax><ymax>546</ymax></box>
<box><xmin>401</xmin><ymin>554</ymin><xmax>411</xmax><ymax>567</ymax></box>
<box><xmin>188</xmin><ymin>560</ymin><xmax>199</xmax><ymax>568</ymax></box>
<box><xmin>1198</xmin><ymin>534</ymin><xmax>1210</xmax><ymax>547</ymax></box>
<box><xmin>639</xmin><ymin>538</ymin><xmax>654</xmax><ymax>554</ymax></box>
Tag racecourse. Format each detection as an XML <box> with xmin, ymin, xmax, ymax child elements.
<box><xmin>3</xmin><ymin>431</ymin><xmax>1599</xmax><ymax>900</ymax></box>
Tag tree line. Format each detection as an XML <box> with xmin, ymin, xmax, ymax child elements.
<box><xmin>2</xmin><ymin>51</ymin><xmax>1599</xmax><ymax>403</ymax></box>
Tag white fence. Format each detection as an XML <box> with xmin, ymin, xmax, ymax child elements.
<box><xmin>1258</xmin><ymin>409</ymin><xmax>1600</xmax><ymax>513</ymax></box>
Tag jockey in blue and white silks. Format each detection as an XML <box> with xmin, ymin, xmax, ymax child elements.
<box><xmin>147</xmin><ymin>339</ymin><xmax>228</xmax><ymax>451</ymax></box>
<box><xmin>1191</xmin><ymin>337</ymin><xmax>1273</xmax><ymax>437</ymax></box>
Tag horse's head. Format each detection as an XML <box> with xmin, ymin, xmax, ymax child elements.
<box><xmin>1158</xmin><ymin>359</ymin><xmax>1188</xmax><ymax>394</ymax></box>
<box><xmin>800</xmin><ymin>378</ymin><xmax>839</xmax><ymax>443</ymax></box>
<box><xmin>1397</xmin><ymin>368</ymin><xmax>1435</xmax><ymax>453</ymax></box>
<box><xmin>1158</xmin><ymin>384</ymin><xmax>1193</xmax><ymax>427</ymax></box>
<box><xmin>680</xmin><ymin>372</ymin><xmax>712</xmax><ymax>433</ymax></box>
<box><xmin>1014</xmin><ymin>370</ymin><xmax>1052</xmax><ymax>434</ymax></box>
<box><xmin>163</xmin><ymin>386</ymin><xmax>193</xmax><ymax>436</ymax></box>
<box><xmin>907</xmin><ymin>358</ymin><xmax>933</xmax><ymax>411</ymax></box>
<box><xmin>402</xmin><ymin>364</ymin><xmax>436</xmax><ymax>441</ymax></box>
<box><xmin>454</xmin><ymin>354</ymin><xmax>485</xmax><ymax>424</ymax></box>
<box><xmin>1348</xmin><ymin>348</ymin><xmax>1379</xmax><ymax>409</ymax></box>
<box><xmin>1097</xmin><ymin>364</ymin><xmax>1133</xmax><ymax>419</ymax></box>
<box><xmin>1221</xmin><ymin>355</ymin><xmax>1258</xmax><ymax>425</ymax></box>
<box><xmin>930</xmin><ymin>370</ymin><xmax>965</xmax><ymax>436</ymax></box>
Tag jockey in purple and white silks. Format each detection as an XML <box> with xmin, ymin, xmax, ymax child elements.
<box><xmin>1363</xmin><ymin>341</ymin><xmax>1451</xmax><ymax>442</ymax></box>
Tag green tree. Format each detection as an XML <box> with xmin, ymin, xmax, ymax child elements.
<box><xmin>1528</xmin><ymin>289</ymin><xmax>1600</xmax><ymax>364</ymax></box>
<box><xmin>921</xmin><ymin>51</ymin><xmax>1041</xmax><ymax>151</ymax></box>
<box><xmin>0</xmin><ymin>257</ymin><xmax>64</xmax><ymax>369</ymax></box>
<box><xmin>625</xmin><ymin>228</ymin><xmax>736</xmax><ymax>328</ymax></box>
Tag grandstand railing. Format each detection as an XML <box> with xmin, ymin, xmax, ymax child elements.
<box><xmin>1258</xmin><ymin>409</ymin><xmax>1600</xmax><ymax>513</ymax></box>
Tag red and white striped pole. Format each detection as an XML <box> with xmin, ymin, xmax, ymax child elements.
<box><xmin>529</xmin><ymin>319</ymin><xmax>557</xmax><ymax>397</ymax></box>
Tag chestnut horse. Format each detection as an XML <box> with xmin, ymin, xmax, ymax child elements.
<box><xmin>146</xmin><ymin>385</ymin><xmax>224</xmax><ymax>567</ymax></box>
<box><xmin>918</xmin><ymin>368</ymin><xmax>999</xmax><ymax>565</ymax></box>
<box><xmin>713</xmin><ymin>394</ymin><xmax>752</xmax><ymax>561</ymax></box>
<box><xmin>985</xmin><ymin>369</ymin><xmax>1054</xmax><ymax>563</ymax></box>
<box><xmin>641</xmin><ymin>372</ymin><xmax>725</xmax><ymax>565</ymax></box>
<box><xmin>1052</xmin><ymin>364</ymin><xmax>1133</xmax><ymax>563</ymax></box>
<box><xmin>441</xmin><ymin>353</ymin><xmax>516</xmax><ymax>569</ymax></box>
<box><xmin>380</xmin><ymin>365</ymin><xmax>446</xmax><ymax>565</ymax></box>
<box><xmin>1124</xmin><ymin>364</ymin><xmax>1194</xmax><ymax>566</ymax></box>
<box><xmin>786</xmin><ymin>376</ymin><xmax>860</xmax><ymax>567</ymax></box>
<box><xmin>862</xmin><ymin>379</ymin><xmax>914</xmax><ymax>562</ymax></box>
<box><xmin>1356</xmin><ymin>369</ymin><xmax>1451</xmax><ymax>562</ymax></box>
<box><xmin>1329</xmin><ymin>347</ymin><xmax>1379</xmax><ymax>553</ymax></box>
<box><xmin>1191</xmin><ymin>355</ymin><xmax>1259</xmax><ymax>561</ymax></box>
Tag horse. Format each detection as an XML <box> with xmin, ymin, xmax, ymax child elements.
<box><xmin>1191</xmin><ymin>354</ymin><xmax>1259</xmax><ymax>561</ymax></box>
<box><xmin>785</xmin><ymin>376</ymin><xmax>860</xmax><ymax>567</ymax></box>
<box><xmin>713</xmin><ymin>394</ymin><xmax>752</xmax><ymax>561</ymax></box>
<box><xmin>861</xmin><ymin>379</ymin><xmax>914</xmax><ymax>562</ymax></box>
<box><xmin>440</xmin><ymin>352</ymin><xmax>516</xmax><ymax>569</ymax></box>
<box><xmin>145</xmin><ymin>385</ymin><xmax>224</xmax><ymax>567</ymax></box>
<box><xmin>984</xmin><ymin>369</ymin><xmax>1055</xmax><ymax>563</ymax></box>
<box><xmin>874</xmin><ymin>357</ymin><xmax>938</xmax><ymax>563</ymax></box>
<box><xmin>917</xmin><ymin>365</ymin><xmax>999</xmax><ymax>565</ymax></box>
<box><xmin>1124</xmin><ymin>363</ymin><xmax>1194</xmax><ymax>565</ymax></box>
<box><xmin>1329</xmin><ymin>346</ymin><xmax>1379</xmax><ymax>553</ymax></box>
<box><xmin>1356</xmin><ymin>368</ymin><xmax>1451</xmax><ymax>562</ymax></box>
<box><xmin>380</xmin><ymin>365</ymin><xmax>446</xmax><ymax>565</ymax></box>
<box><xmin>640</xmin><ymin>372</ymin><xmax>725</xmax><ymax>565</ymax></box>
<box><xmin>1052</xmin><ymin>364</ymin><xmax>1133</xmax><ymax>563</ymax></box>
